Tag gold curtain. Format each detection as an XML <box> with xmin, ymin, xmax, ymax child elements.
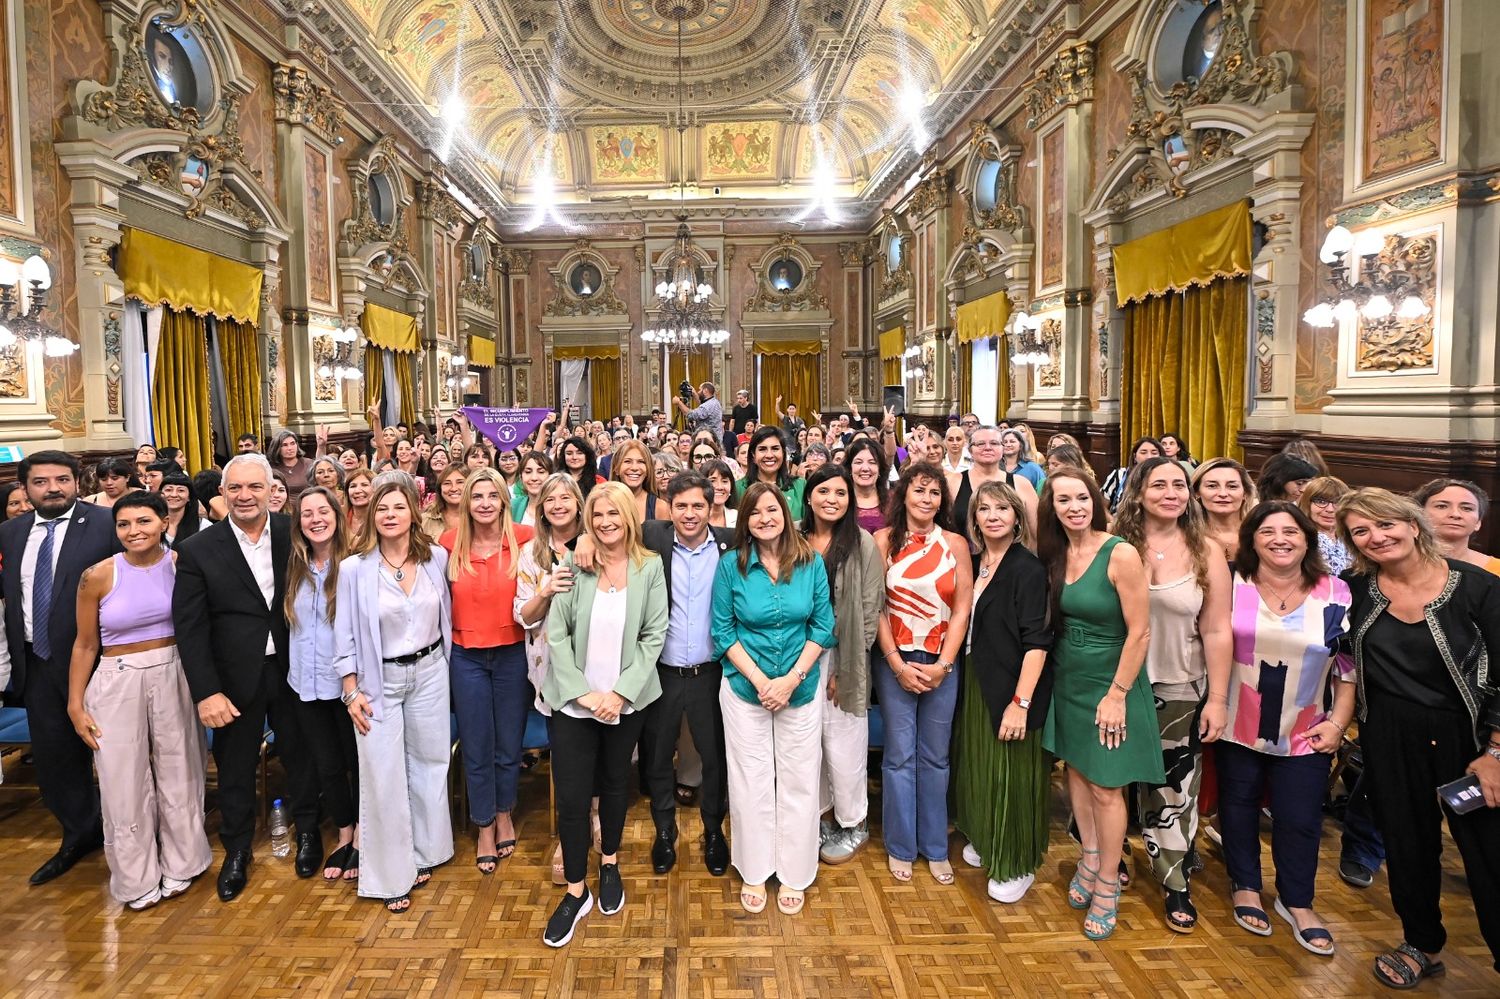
<box><xmin>955</xmin><ymin>292</ymin><xmax>1011</xmax><ymax>344</ymax></box>
<box><xmin>393</xmin><ymin>352</ymin><xmax>417</xmax><ymax>427</ymax></box>
<box><xmin>879</xmin><ymin>326</ymin><xmax>905</xmax><ymax>387</ymax></box>
<box><xmin>959</xmin><ymin>346</ymin><xmax>972</xmax><ymax>419</ymax></box>
<box><xmin>590</xmin><ymin>356</ymin><xmax>621</xmax><ymax>422</ymax></box>
<box><xmin>119</xmin><ymin>229</ymin><xmax>263</xmax><ymax>324</ymax></box>
<box><xmin>758</xmin><ymin>352</ymin><xmax>819</xmax><ymax>423</ymax></box>
<box><xmin>1121</xmin><ymin>276</ymin><xmax>1248</xmax><ymax>460</ymax></box>
<box><xmin>218</xmin><ymin>319</ymin><xmax>262</xmax><ymax>446</ymax></box>
<box><xmin>151</xmin><ymin>309</ymin><xmax>213</xmax><ymax>473</ymax></box>
<box><xmin>996</xmin><ymin>333</ymin><xmax>1010</xmax><ymax>423</ymax></box>
<box><xmin>1113</xmin><ymin>200</ymin><xmax>1253</xmax><ymax>305</ymax></box>
<box><xmin>361</xmin><ymin>303</ymin><xmax>420</xmax><ymax>354</ymax></box>
<box><xmin>468</xmin><ymin>334</ymin><xmax>496</xmax><ymax>368</ymax></box>
<box><xmin>364</xmin><ymin>344</ymin><xmax>385</xmax><ymax>413</ymax></box>
<box><xmin>667</xmin><ymin>349</ymin><xmax>713</xmax><ymax>428</ymax></box>
<box><xmin>553</xmin><ymin>343</ymin><xmax>621</xmax><ymax>360</ymax></box>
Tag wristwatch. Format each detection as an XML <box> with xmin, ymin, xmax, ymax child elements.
<box><xmin>794</xmin><ymin>668</ymin><xmax>808</xmax><ymax>681</ymax></box>
<box><xmin>1486</xmin><ymin>744</ymin><xmax>1500</xmax><ymax>763</ymax></box>
<box><xmin>938</xmin><ymin>660</ymin><xmax>954</xmax><ymax>674</ymax></box>
<box><xmin>1012</xmin><ymin>695</ymin><xmax>1031</xmax><ymax>709</ymax></box>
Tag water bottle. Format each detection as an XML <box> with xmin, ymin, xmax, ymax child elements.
<box><xmin>269</xmin><ymin>798</ymin><xmax>291</xmax><ymax>858</ymax></box>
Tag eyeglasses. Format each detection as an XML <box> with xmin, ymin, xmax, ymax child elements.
<box><xmin>1310</xmin><ymin>496</ymin><xmax>1340</xmax><ymax>508</ymax></box>
<box><xmin>693</xmin><ymin>451</ymin><xmax>715</xmax><ymax>460</ymax></box>
<box><xmin>960</xmin><ymin>419</ymin><xmax>979</xmax><ymax>428</ymax></box>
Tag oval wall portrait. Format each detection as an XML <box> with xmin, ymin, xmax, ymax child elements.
<box><xmin>569</xmin><ymin>261</ymin><xmax>602</xmax><ymax>297</ymax></box>
<box><xmin>368</xmin><ymin>172</ymin><xmax>396</xmax><ymax>227</ymax></box>
<box><xmin>768</xmin><ymin>257</ymin><xmax>803</xmax><ymax>292</ymax></box>
<box><xmin>1152</xmin><ymin>0</ymin><xmax>1224</xmax><ymax>90</ymax></box>
<box><xmin>144</xmin><ymin>21</ymin><xmax>213</xmax><ymax>115</ymax></box>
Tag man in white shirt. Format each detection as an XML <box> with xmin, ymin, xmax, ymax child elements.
<box><xmin>0</xmin><ymin>450</ymin><xmax>116</xmax><ymax>884</ymax></box>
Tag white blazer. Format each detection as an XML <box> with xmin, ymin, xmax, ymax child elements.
<box><xmin>333</xmin><ymin>547</ymin><xmax>452</xmax><ymax>721</ymax></box>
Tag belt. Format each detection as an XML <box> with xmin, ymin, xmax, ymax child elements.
<box><xmin>659</xmin><ymin>660</ymin><xmax>717</xmax><ymax>677</ymax></box>
<box><xmin>383</xmin><ymin>639</ymin><xmax>442</xmax><ymax>665</ymax></box>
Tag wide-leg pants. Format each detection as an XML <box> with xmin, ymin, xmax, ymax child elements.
<box><xmin>356</xmin><ymin>648</ymin><xmax>454</xmax><ymax>899</ymax></box>
<box><xmin>720</xmin><ymin>679</ymin><xmax>822</xmax><ymax>890</ymax></box>
<box><xmin>85</xmin><ymin>647</ymin><xmax>212</xmax><ymax>903</ymax></box>
<box><xmin>1137</xmin><ymin>678</ymin><xmax>1205</xmax><ymax>892</ymax></box>
<box><xmin>820</xmin><ymin>652</ymin><xmax>869</xmax><ymax>827</ymax></box>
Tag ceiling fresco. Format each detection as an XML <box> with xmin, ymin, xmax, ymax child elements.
<box><xmin>333</xmin><ymin>0</ymin><xmax>1006</xmax><ymax>223</ymax></box>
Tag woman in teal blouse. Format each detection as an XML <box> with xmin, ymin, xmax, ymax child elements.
<box><xmin>733</xmin><ymin>425</ymin><xmax>807</xmax><ymax>521</ymax></box>
<box><xmin>713</xmin><ymin>481</ymin><xmax>835</xmax><ymax>917</ymax></box>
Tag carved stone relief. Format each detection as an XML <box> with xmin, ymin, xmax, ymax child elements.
<box><xmin>1354</xmin><ymin>233</ymin><xmax>1437</xmax><ymax>372</ymax></box>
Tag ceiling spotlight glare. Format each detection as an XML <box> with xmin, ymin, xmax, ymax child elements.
<box><xmin>441</xmin><ymin>93</ymin><xmax>466</xmax><ymax>127</ymax></box>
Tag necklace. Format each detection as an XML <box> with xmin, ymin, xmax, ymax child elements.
<box><xmin>1146</xmin><ymin>534</ymin><xmax>1176</xmax><ymax>561</ymax></box>
<box><xmin>978</xmin><ymin>550</ymin><xmax>1003</xmax><ymax>578</ymax></box>
<box><xmin>599</xmin><ymin>558</ymin><xmax>625</xmax><ymax>593</ymax></box>
<box><xmin>1258</xmin><ymin>577</ymin><xmax>1301</xmax><ymax>610</ymax></box>
<box><xmin>380</xmin><ymin>551</ymin><xmax>408</xmax><ymax>581</ymax></box>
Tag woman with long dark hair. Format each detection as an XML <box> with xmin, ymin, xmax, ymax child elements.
<box><xmin>285</xmin><ymin>486</ymin><xmax>359</xmax><ymax>882</ymax></box>
<box><xmin>956</xmin><ymin>480</ymin><xmax>1051</xmax><ymax>905</ymax></box>
<box><xmin>846</xmin><ymin>438</ymin><xmax>890</xmax><ymax>533</ymax></box>
<box><xmin>874</xmin><ymin>462</ymin><xmax>974</xmax><ymax>886</ymax></box>
<box><xmin>1110</xmin><ymin>457</ymin><xmax>1232</xmax><ymax>932</ymax></box>
<box><xmin>801</xmin><ymin>463</ymin><xmax>883</xmax><ymax>864</ymax></box>
<box><xmin>1338</xmin><ymin>488</ymin><xmax>1500</xmax><ymax>986</ymax></box>
<box><xmin>559</xmin><ymin>436</ymin><xmax>602</xmax><ymax>503</ymax></box>
<box><xmin>1101</xmin><ymin>437</ymin><xmax>1162</xmax><ymax>514</ymax></box>
<box><xmin>1038</xmin><ymin>467</ymin><xmax>1160</xmax><ymax>940</ymax></box>
<box><xmin>159</xmin><ymin>470</ymin><xmax>202</xmax><ymax>547</ymax></box>
<box><xmin>269</xmin><ymin>430</ymin><xmax>315</xmax><ymax>500</ymax></box>
<box><xmin>1158</xmin><ymin>433</ymin><xmax>1196</xmax><ymax>474</ymax></box>
<box><xmin>734</xmin><ymin>425</ymin><xmax>806</xmax><ymax>521</ymax></box>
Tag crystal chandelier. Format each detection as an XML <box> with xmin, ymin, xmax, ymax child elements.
<box><xmin>640</xmin><ymin>9</ymin><xmax>729</xmax><ymax>354</ymax></box>
<box><xmin>1302</xmin><ymin>225</ymin><xmax>1430</xmax><ymax>329</ymax></box>
<box><xmin>0</xmin><ymin>255</ymin><xmax>79</xmax><ymax>356</ymax></box>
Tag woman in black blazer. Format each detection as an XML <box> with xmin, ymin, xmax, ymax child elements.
<box><xmin>954</xmin><ymin>479</ymin><xmax>1052</xmax><ymax>905</ymax></box>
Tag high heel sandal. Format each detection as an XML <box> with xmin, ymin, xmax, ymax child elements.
<box><xmin>1068</xmin><ymin>848</ymin><xmax>1100</xmax><ymax>910</ymax></box>
<box><xmin>1084</xmin><ymin>875</ymin><xmax>1121</xmax><ymax>941</ymax></box>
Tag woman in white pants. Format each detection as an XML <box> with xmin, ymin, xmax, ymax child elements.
<box><xmin>801</xmin><ymin>463</ymin><xmax>883</xmax><ymax>864</ymax></box>
<box><xmin>336</xmin><ymin>473</ymin><xmax>453</xmax><ymax>913</ymax></box>
<box><xmin>712</xmin><ymin>482</ymin><xmax>835</xmax><ymax>915</ymax></box>
<box><xmin>67</xmin><ymin>490</ymin><xmax>211</xmax><ymax>909</ymax></box>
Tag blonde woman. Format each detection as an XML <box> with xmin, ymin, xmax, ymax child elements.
<box><xmin>541</xmin><ymin>481</ymin><xmax>667</xmax><ymax>946</ymax></box>
<box><xmin>1191</xmin><ymin>458</ymin><xmax>1257</xmax><ymax>565</ymax></box>
<box><xmin>609</xmin><ymin>438</ymin><xmax>663</xmax><ymax>523</ymax></box>
<box><xmin>421</xmin><ymin>464</ymin><xmax>467</xmax><ymax>541</ymax></box>
<box><xmin>439</xmin><ymin>468</ymin><xmax>533</xmax><ymax>874</ymax></box>
<box><xmin>335</xmin><ymin>475</ymin><xmax>453</xmax><ymax>914</ymax></box>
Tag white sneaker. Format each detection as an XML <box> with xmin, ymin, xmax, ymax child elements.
<box><xmin>986</xmin><ymin>873</ymin><xmax>1035</xmax><ymax>904</ymax></box>
<box><xmin>127</xmin><ymin>887</ymin><xmax>162</xmax><ymax>911</ymax></box>
<box><xmin>961</xmin><ymin>842</ymin><xmax>983</xmax><ymax>868</ymax></box>
<box><xmin>160</xmin><ymin>876</ymin><xmax>191</xmax><ymax>899</ymax></box>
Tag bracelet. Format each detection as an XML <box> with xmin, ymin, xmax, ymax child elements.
<box><xmin>938</xmin><ymin>660</ymin><xmax>954</xmax><ymax>674</ymax></box>
<box><xmin>1110</xmin><ymin>680</ymin><xmax>1130</xmax><ymax>695</ymax></box>
<box><xmin>340</xmin><ymin>688</ymin><xmax>360</xmax><ymax>705</ymax></box>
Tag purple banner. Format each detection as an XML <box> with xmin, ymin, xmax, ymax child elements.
<box><xmin>461</xmin><ymin>407</ymin><xmax>552</xmax><ymax>450</ymax></box>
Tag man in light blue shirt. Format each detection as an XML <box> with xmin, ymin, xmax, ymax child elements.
<box><xmin>640</xmin><ymin>472</ymin><xmax>733</xmax><ymax>877</ymax></box>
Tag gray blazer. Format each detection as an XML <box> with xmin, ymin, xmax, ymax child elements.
<box><xmin>543</xmin><ymin>552</ymin><xmax>667</xmax><ymax>714</ymax></box>
<box><xmin>334</xmin><ymin>547</ymin><xmax>452</xmax><ymax>721</ymax></box>
<box><xmin>829</xmin><ymin>530</ymin><xmax>885</xmax><ymax>716</ymax></box>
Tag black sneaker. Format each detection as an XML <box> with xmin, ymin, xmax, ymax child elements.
<box><xmin>598</xmin><ymin>862</ymin><xmax>625</xmax><ymax>915</ymax></box>
<box><xmin>1339</xmin><ymin>858</ymin><xmax>1375</xmax><ymax>889</ymax></box>
<box><xmin>543</xmin><ymin>888</ymin><xmax>593</xmax><ymax>947</ymax></box>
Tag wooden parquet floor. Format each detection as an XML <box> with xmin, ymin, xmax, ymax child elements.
<box><xmin>0</xmin><ymin>755</ymin><xmax>1492</xmax><ymax>998</ymax></box>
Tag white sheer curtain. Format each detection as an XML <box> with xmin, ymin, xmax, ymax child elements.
<box><xmin>121</xmin><ymin>301</ymin><xmax>155</xmax><ymax>445</ymax></box>
<box><xmin>381</xmin><ymin>351</ymin><xmax>400</xmax><ymax>426</ymax></box>
<box><xmin>971</xmin><ymin>338</ymin><xmax>999</xmax><ymax>426</ymax></box>
<box><xmin>558</xmin><ymin>359</ymin><xmax>587</xmax><ymax>414</ymax></box>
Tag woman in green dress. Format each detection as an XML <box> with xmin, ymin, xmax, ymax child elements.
<box><xmin>1038</xmin><ymin>467</ymin><xmax>1163</xmax><ymax>940</ymax></box>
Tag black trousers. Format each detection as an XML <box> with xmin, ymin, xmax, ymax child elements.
<box><xmin>550</xmin><ymin>710</ymin><xmax>647</xmax><ymax>885</ymax></box>
<box><xmin>22</xmin><ymin>647</ymin><xmax>102</xmax><ymax>850</ymax></box>
<box><xmin>643</xmin><ymin>665</ymin><xmax>727</xmax><ymax>831</ymax></box>
<box><xmin>211</xmin><ymin>660</ymin><xmax>314</xmax><ymax>852</ymax></box>
<box><xmin>292</xmin><ymin>696</ymin><xmax>358</xmax><ymax>830</ymax></box>
<box><xmin>1364</xmin><ymin>694</ymin><xmax>1500</xmax><ymax>970</ymax></box>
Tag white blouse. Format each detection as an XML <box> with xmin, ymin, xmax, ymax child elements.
<box><xmin>561</xmin><ymin>586</ymin><xmax>632</xmax><ymax>722</ymax></box>
<box><xmin>377</xmin><ymin>566</ymin><xmax>442</xmax><ymax>659</ymax></box>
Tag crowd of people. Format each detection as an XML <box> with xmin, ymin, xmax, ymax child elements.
<box><xmin>0</xmin><ymin>379</ymin><xmax>1496</xmax><ymax>985</ymax></box>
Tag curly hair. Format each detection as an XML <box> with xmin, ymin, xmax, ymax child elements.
<box><xmin>1110</xmin><ymin>456</ymin><xmax>1211</xmax><ymax>590</ymax></box>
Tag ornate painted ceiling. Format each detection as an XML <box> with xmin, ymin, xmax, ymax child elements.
<box><xmin>329</xmin><ymin>0</ymin><xmax>1018</xmax><ymax>225</ymax></box>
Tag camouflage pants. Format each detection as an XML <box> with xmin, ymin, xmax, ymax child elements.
<box><xmin>1137</xmin><ymin>679</ymin><xmax>1206</xmax><ymax>892</ymax></box>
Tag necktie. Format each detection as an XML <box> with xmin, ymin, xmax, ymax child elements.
<box><xmin>32</xmin><ymin>520</ymin><xmax>59</xmax><ymax>660</ymax></box>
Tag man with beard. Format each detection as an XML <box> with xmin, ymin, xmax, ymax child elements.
<box><xmin>1</xmin><ymin>450</ymin><xmax>116</xmax><ymax>884</ymax></box>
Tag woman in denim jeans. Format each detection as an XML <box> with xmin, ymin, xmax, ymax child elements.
<box><xmin>873</xmin><ymin>462</ymin><xmax>974</xmax><ymax>887</ymax></box>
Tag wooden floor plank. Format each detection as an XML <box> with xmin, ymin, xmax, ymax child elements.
<box><xmin>0</xmin><ymin>758</ymin><xmax>1492</xmax><ymax>997</ymax></box>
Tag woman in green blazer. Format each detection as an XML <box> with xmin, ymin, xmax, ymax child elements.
<box><xmin>541</xmin><ymin>481</ymin><xmax>667</xmax><ymax>947</ymax></box>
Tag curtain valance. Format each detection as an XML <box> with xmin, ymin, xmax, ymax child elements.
<box><xmin>361</xmin><ymin>303</ymin><xmax>420</xmax><ymax>354</ymax></box>
<box><xmin>118</xmin><ymin>229</ymin><xmax>263</xmax><ymax>325</ymax></box>
<box><xmin>468</xmin><ymin>334</ymin><xmax>496</xmax><ymax>368</ymax></box>
<box><xmin>879</xmin><ymin>327</ymin><xmax>906</xmax><ymax>360</ymax></box>
<box><xmin>552</xmin><ymin>343</ymin><xmax>620</xmax><ymax>361</ymax></box>
<box><xmin>955</xmin><ymin>292</ymin><xmax>1011</xmax><ymax>345</ymax></box>
<box><xmin>1112</xmin><ymin>200</ymin><xmax>1253</xmax><ymax>305</ymax></box>
<box><xmin>752</xmin><ymin>338</ymin><xmax>822</xmax><ymax>356</ymax></box>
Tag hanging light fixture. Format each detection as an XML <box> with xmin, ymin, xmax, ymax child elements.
<box><xmin>640</xmin><ymin>8</ymin><xmax>729</xmax><ymax>354</ymax></box>
<box><xmin>1007</xmin><ymin>311</ymin><xmax>1052</xmax><ymax>366</ymax></box>
<box><xmin>0</xmin><ymin>254</ymin><xmax>77</xmax><ymax>356</ymax></box>
<box><xmin>1302</xmin><ymin>225</ymin><xmax>1430</xmax><ymax>329</ymax></box>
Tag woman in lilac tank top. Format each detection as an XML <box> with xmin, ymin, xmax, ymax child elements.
<box><xmin>65</xmin><ymin>491</ymin><xmax>211</xmax><ymax>910</ymax></box>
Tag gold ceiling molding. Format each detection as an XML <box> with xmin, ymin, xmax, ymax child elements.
<box><xmin>907</xmin><ymin>167</ymin><xmax>951</xmax><ymax>220</ymax></box>
<box><xmin>416</xmin><ymin>178</ymin><xmax>465</xmax><ymax>230</ymax></box>
<box><xmin>272</xmin><ymin>65</ymin><xmax>344</xmax><ymax>144</ymax></box>
<box><xmin>1022</xmin><ymin>43</ymin><xmax>1095</xmax><ymax>131</ymax></box>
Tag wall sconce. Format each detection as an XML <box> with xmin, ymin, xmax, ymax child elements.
<box><xmin>1302</xmin><ymin>225</ymin><xmax>1430</xmax><ymax>328</ymax></box>
<box><xmin>313</xmin><ymin>323</ymin><xmax>361</xmax><ymax>381</ymax></box>
<box><xmin>0</xmin><ymin>255</ymin><xmax>77</xmax><ymax>356</ymax></box>
<box><xmin>444</xmin><ymin>349</ymin><xmax>472</xmax><ymax>392</ymax></box>
<box><xmin>1007</xmin><ymin>310</ymin><xmax>1053</xmax><ymax>366</ymax></box>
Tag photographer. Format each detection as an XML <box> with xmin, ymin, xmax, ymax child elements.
<box><xmin>673</xmin><ymin>381</ymin><xmax>724</xmax><ymax>442</ymax></box>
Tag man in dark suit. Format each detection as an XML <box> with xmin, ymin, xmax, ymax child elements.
<box><xmin>641</xmin><ymin>471</ymin><xmax>733</xmax><ymax>876</ymax></box>
<box><xmin>0</xmin><ymin>450</ymin><xmax>116</xmax><ymax>884</ymax></box>
<box><xmin>173</xmin><ymin>453</ymin><xmax>314</xmax><ymax>900</ymax></box>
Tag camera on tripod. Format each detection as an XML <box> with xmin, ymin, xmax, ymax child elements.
<box><xmin>678</xmin><ymin>380</ymin><xmax>696</xmax><ymax>407</ymax></box>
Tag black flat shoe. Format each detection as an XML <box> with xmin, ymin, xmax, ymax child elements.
<box><xmin>217</xmin><ymin>850</ymin><xmax>251</xmax><ymax>902</ymax></box>
<box><xmin>544</xmin><ymin>888</ymin><xmax>593</xmax><ymax>947</ymax></box>
<box><xmin>651</xmin><ymin>827</ymin><xmax>678</xmax><ymax>875</ymax></box>
<box><xmin>598</xmin><ymin>862</ymin><xmax>624</xmax><ymax>916</ymax></box>
<box><xmin>703</xmin><ymin>828</ymin><xmax>729</xmax><ymax>877</ymax></box>
<box><xmin>323</xmin><ymin>843</ymin><xmax>355</xmax><ymax>881</ymax></box>
<box><xmin>294</xmin><ymin>831</ymin><xmax>321</xmax><ymax>879</ymax></box>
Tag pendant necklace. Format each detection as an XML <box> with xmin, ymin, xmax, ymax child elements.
<box><xmin>978</xmin><ymin>552</ymin><xmax>1002</xmax><ymax>578</ymax></box>
<box><xmin>381</xmin><ymin>552</ymin><xmax>407</xmax><ymax>582</ymax></box>
<box><xmin>1146</xmin><ymin>536</ymin><xmax>1174</xmax><ymax>561</ymax></box>
<box><xmin>1260</xmin><ymin>580</ymin><xmax>1298</xmax><ymax>610</ymax></box>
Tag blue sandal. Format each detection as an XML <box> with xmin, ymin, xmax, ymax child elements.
<box><xmin>1084</xmin><ymin>875</ymin><xmax>1121</xmax><ymax>940</ymax></box>
<box><xmin>1068</xmin><ymin>848</ymin><xmax>1100</xmax><ymax>910</ymax></box>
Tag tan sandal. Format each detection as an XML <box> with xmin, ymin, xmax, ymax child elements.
<box><xmin>740</xmin><ymin>882</ymin><xmax>768</xmax><ymax>913</ymax></box>
<box><xmin>928</xmin><ymin>859</ymin><xmax>955</xmax><ymax>886</ymax></box>
<box><xmin>777</xmin><ymin>887</ymin><xmax>805</xmax><ymax>915</ymax></box>
<box><xmin>888</xmin><ymin>857</ymin><xmax>913</xmax><ymax>883</ymax></box>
